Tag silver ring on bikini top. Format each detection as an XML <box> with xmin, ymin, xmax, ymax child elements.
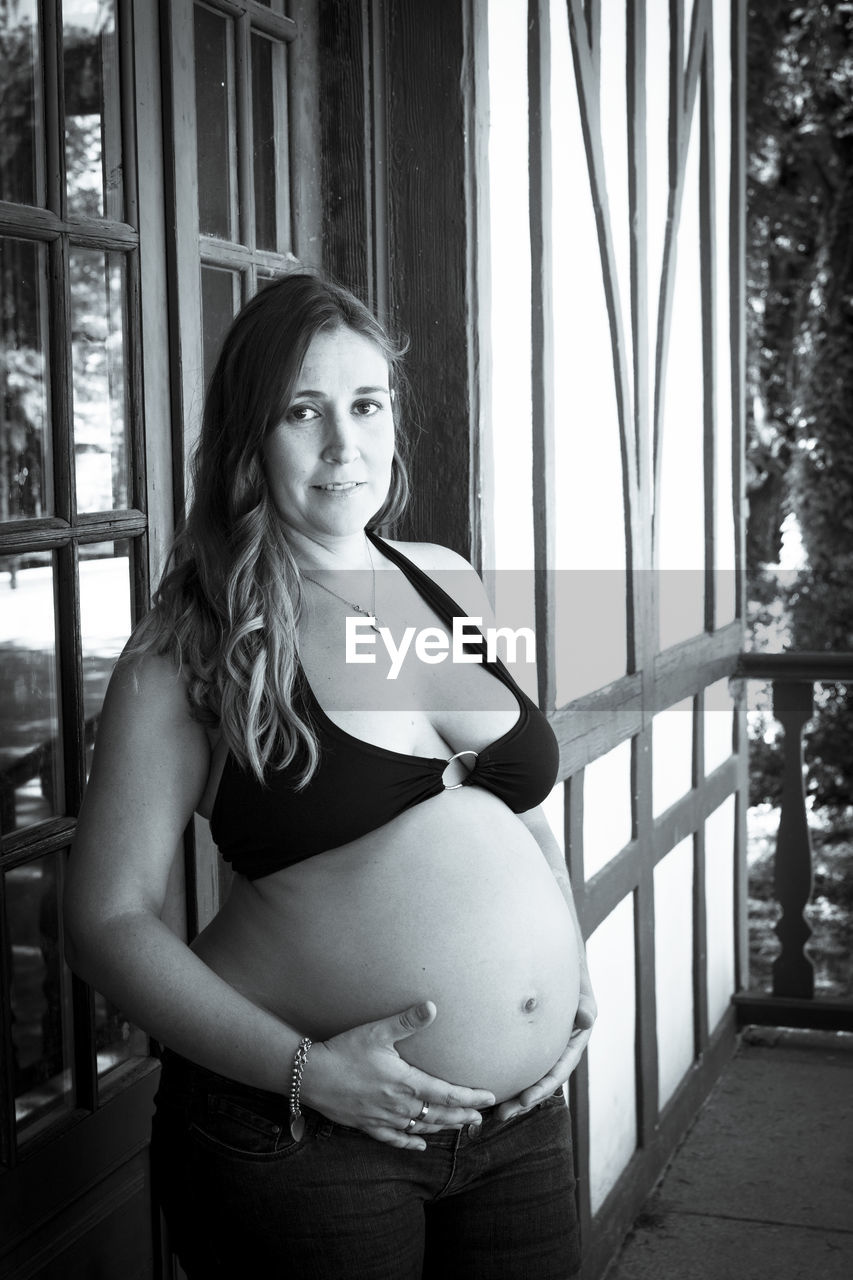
<box><xmin>442</xmin><ymin>749</ymin><xmax>479</xmax><ymax>790</ymax></box>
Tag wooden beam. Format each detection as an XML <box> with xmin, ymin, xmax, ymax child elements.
<box><xmin>529</xmin><ymin>0</ymin><xmax>557</xmax><ymax>712</ymax></box>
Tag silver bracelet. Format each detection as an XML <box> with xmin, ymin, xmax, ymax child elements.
<box><xmin>289</xmin><ymin>1036</ymin><xmax>312</xmax><ymax>1141</ymax></box>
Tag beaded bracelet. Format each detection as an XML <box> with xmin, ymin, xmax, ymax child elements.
<box><xmin>289</xmin><ymin>1036</ymin><xmax>313</xmax><ymax>1141</ymax></box>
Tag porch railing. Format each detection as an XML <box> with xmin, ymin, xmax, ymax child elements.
<box><xmin>734</xmin><ymin>651</ymin><xmax>853</xmax><ymax>1033</ymax></box>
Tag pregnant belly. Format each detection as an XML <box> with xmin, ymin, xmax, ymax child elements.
<box><xmin>195</xmin><ymin>790</ymin><xmax>581</xmax><ymax>1102</ymax></box>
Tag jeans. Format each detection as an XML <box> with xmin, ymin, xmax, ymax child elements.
<box><xmin>151</xmin><ymin>1050</ymin><xmax>581</xmax><ymax>1278</ymax></box>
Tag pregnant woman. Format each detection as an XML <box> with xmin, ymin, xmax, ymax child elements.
<box><xmin>64</xmin><ymin>272</ymin><xmax>596</xmax><ymax>1278</ymax></box>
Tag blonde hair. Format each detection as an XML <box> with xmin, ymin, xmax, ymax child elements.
<box><xmin>133</xmin><ymin>272</ymin><xmax>409</xmax><ymax>785</ymax></box>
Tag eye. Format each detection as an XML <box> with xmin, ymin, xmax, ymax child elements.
<box><xmin>285</xmin><ymin>403</ymin><xmax>319</xmax><ymax>424</ymax></box>
<box><xmin>352</xmin><ymin>399</ymin><xmax>384</xmax><ymax>417</ymax></box>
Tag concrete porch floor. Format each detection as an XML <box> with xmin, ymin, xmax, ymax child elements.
<box><xmin>604</xmin><ymin>1026</ymin><xmax>853</xmax><ymax>1280</ymax></box>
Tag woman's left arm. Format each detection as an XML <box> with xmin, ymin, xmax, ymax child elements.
<box><xmin>497</xmin><ymin>805</ymin><xmax>597</xmax><ymax>1121</ymax></box>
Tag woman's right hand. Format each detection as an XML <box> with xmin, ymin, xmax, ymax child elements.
<box><xmin>303</xmin><ymin>1001</ymin><xmax>496</xmax><ymax>1150</ymax></box>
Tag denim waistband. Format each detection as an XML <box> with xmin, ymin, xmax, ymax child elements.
<box><xmin>155</xmin><ymin>1046</ymin><xmax>565</xmax><ymax>1145</ymax></box>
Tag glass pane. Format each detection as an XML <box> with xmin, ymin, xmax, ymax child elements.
<box><xmin>550</xmin><ymin>0</ymin><xmax>628</xmax><ymax>697</ymax></box>
<box><xmin>599</xmin><ymin>2</ymin><xmax>632</xmax><ymax>419</ymax></box>
<box><xmin>586</xmin><ymin>895</ymin><xmax>637</xmax><ymax>1213</ymax></box>
<box><xmin>0</xmin><ymin>0</ymin><xmax>42</xmax><ymax>206</ymax></box>
<box><xmin>704</xmin><ymin>677</ymin><xmax>735</xmax><ymax>775</ymax></box>
<box><xmin>583</xmin><ymin>739</ymin><xmax>633</xmax><ymax>879</ymax></box>
<box><xmin>201</xmin><ymin>265</ymin><xmax>239</xmax><ymax>391</ymax></box>
<box><xmin>654</xmin><ymin>837</ymin><xmax>695</xmax><ymax>1108</ymax></box>
<box><xmin>0</xmin><ymin>236</ymin><xmax>51</xmax><ymax>520</ymax></box>
<box><xmin>70</xmin><ymin>248</ymin><xmax>129</xmax><ymax>512</ymax></box>
<box><xmin>195</xmin><ymin>4</ymin><xmax>236</xmax><ymax>239</ymax></box>
<box><xmin>252</xmin><ymin>33</ymin><xmax>277</xmax><ymax>250</ymax></box>
<box><xmin>64</xmin><ymin>0</ymin><xmax>122</xmax><ymax>220</ymax></box>
<box><xmin>0</xmin><ymin>552</ymin><xmax>63</xmax><ymax>837</ymax></box>
<box><xmin>706</xmin><ymin>796</ymin><xmax>736</xmax><ymax>1030</ymax></box>
<box><xmin>79</xmin><ymin>541</ymin><xmax>132</xmax><ymax>781</ymax></box>
<box><xmin>7</xmin><ymin>853</ymin><xmax>74</xmax><ymax>1141</ymax></box>
<box><xmin>652</xmin><ymin>698</ymin><xmax>694</xmax><ymax>819</ymax></box>
<box><xmin>488</xmin><ymin>0</ymin><xmax>534</xmax><ymax>575</ymax></box>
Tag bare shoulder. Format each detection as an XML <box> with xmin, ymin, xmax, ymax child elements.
<box><xmin>89</xmin><ymin>646</ymin><xmax>211</xmax><ymax>810</ymax></box>
<box><xmin>103</xmin><ymin>648</ymin><xmax>205</xmax><ymax>737</ymax></box>
<box><xmin>382</xmin><ymin>539</ymin><xmax>495</xmax><ymax>621</ymax></box>
<box><xmin>387</xmin><ymin>540</ymin><xmax>474</xmax><ymax>573</ymax></box>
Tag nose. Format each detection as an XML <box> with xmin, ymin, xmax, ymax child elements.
<box><xmin>321</xmin><ymin>408</ymin><xmax>361</xmax><ymax>465</ymax></box>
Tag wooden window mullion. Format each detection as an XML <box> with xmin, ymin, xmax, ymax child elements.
<box><xmin>129</xmin><ymin>532</ymin><xmax>150</xmax><ymax>632</ymax></box>
<box><xmin>272</xmin><ymin>35</ymin><xmax>291</xmax><ymax>253</ymax></box>
<box><xmin>236</xmin><ymin>13</ymin><xmax>255</xmax><ymax>253</ymax></box>
<box><xmin>199</xmin><ymin>236</ymin><xmax>254</xmax><ymax>272</ymax></box>
<box><xmin>42</xmin><ymin>0</ymin><xmax>63</xmax><ymax>218</ymax></box>
<box><xmin>287</xmin><ymin>0</ymin><xmax>321</xmax><ymax>266</ymax></box>
<box><xmin>633</xmin><ymin>710</ymin><xmax>657</xmax><ymax>1146</ymax></box>
<box><xmin>700</xmin><ymin>41</ymin><xmax>717</xmax><ymax>634</ymax></box>
<box><xmin>528</xmin><ymin>0</ymin><xmax>557</xmax><ymax>717</ymax></box>
<box><xmin>48</xmin><ymin>234</ymin><xmax>74</xmax><ymax>527</ymax></box>
<box><xmin>56</xmin><ymin>534</ymin><xmax>98</xmax><ymax>1111</ymax></box>
<box><xmin>126</xmin><ymin>248</ymin><xmax>147</xmax><ymax>515</ymax></box>
<box><xmin>0</xmin><ymin>824</ymin><xmax>77</xmax><ymax>872</ymax></box>
<box><xmin>0</xmin><ymin>872</ymin><xmax>17</xmax><ymax>1167</ymax></box>
<box><xmin>55</xmin><ymin>541</ymin><xmax>84</xmax><ymax>819</ymax></box>
<box><xmin>693</xmin><ymin>692</ymin><xmax>710</xmax><ymax>1053</ymax></box>
<box><xmin>99</xmin><ymin>2</ymin><xmax>125</xmax><ymax>222</ymax></box>
<box><xmin>225</xmin><ymin>13</ymin><xmax>239</xmax><ymax>246</ymax></box>
<box><xmin>118</xmin><ymin>0</ymin><xmax>138</xmax><ymax>226</ymax></box>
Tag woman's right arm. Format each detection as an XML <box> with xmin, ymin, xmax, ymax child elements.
<box><xmin>64</xmin><ymin>653</ymin><xmax>494</xmax><ymax>1147</ymax></box>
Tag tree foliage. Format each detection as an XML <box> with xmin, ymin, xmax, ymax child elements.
<box><xmin>747</xmin><ymin>2</ymin><xmax>853</xmax><ymax>811</ymax></box>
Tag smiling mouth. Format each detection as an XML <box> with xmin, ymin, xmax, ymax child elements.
<box><xmin>313</xmin><ymin>482</ymin><xmax>364</xmax><ymax>492</ymax></box>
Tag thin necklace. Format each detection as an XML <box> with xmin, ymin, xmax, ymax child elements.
<box><xmin>301</xmin><ymin>536</ymin><xmax>384</xmax><ymax>632</ymax></box>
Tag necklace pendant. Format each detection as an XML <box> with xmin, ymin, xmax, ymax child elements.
<box><xmin>353</xmin><ymin>604</ymin><xmax>382</xmax><ymax>633</ymax></box>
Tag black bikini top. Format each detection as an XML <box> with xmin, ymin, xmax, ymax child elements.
<box><xmin>210</xmin><ymin>535</ymin><xmax>560</xmax><ymax>879</ymax></box>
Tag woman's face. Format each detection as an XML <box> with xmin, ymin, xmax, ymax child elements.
<box><xmin>262</xmin><ymin>325</ymin><xmax>395</xmax><ymax>546</ymax></box>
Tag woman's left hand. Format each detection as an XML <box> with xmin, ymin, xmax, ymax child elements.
<box><xmin>496</xmin><ymin>962</ymin><xmax>597</xmax><ymax>1122</ymax></box>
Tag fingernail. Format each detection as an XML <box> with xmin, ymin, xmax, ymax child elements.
<box><xmin>415</xmin><ymin>1002</ymin><xmax>431</xmax><ymax>1020</ymax></box>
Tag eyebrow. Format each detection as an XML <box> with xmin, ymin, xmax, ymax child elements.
<box><xmin>291</xmin><ymin>385</ymin><xmax>390</xmax><ymax>398</ymax></box>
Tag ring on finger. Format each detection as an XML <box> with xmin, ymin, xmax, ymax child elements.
<box><xmin>417</xmin><ymin>1101</ymin><xmax>429</xmax><ymax>1122</ymax></box>
<box><xmin>405</xmin><ymin>1117</ymin><xmax>418</xmax><ymax>1133</ymax></box>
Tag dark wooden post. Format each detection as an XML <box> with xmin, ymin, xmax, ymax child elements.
<box><xmin>383</xmin><ymin>0</ymin><xmax>483</xmax><ymax>556</ymax></box>
<box><xmin>771</xmin><ymin>680</ymin><xmax>815</xmax><ymax>999</ymax></box>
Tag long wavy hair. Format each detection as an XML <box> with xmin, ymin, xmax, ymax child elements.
<box><xmin>133</xmin><ymin>271</ymin><xmax>410</xmax><ymax>785</ymax></box>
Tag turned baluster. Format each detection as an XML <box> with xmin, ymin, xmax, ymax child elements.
<box><xmin>771</xmin><ymin>680</ymin><xmax>815</xmax><ymax>999</ymax></box>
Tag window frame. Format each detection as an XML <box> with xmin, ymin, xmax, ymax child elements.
<box><xmin>0</xmin><ymin>0</ymin><xmax>162</xmax><ymax>1172</ymax></box>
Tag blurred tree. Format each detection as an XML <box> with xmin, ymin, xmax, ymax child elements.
<box><xmin>747</xmin><ymin>1</ymin><xmax>853</xmax><ymax>811</ymax></box>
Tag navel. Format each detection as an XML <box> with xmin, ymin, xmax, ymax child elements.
<box><xmin>522</xmin><ymin>995</ymin><xmax>538</xmax><ymax>1016</ymax></box>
